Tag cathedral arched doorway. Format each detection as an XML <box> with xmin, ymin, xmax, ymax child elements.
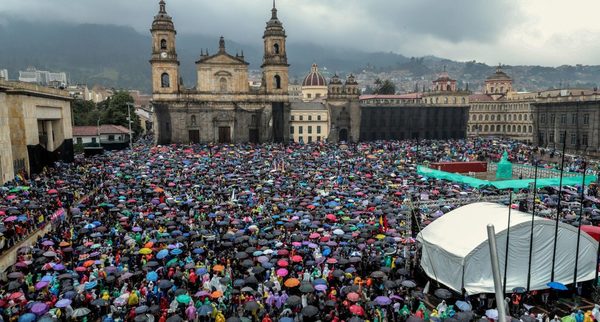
<box><xmin>339</xmin><ymin>128</ymin><xmax>348</xmax><ymax>142</ymax></box>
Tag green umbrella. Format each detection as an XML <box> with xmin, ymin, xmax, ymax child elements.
<box><xmin>176</xmin><ymin>294</ymin><xmax>191</xmax><ymax>304</ymax></box>
<box><xmin>166</xmin><ymin>258</ymin><xmax>179</xmax><ymax>267</ymax></box>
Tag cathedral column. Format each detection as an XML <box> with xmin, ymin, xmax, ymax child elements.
<box><xmin>45</xmin><ymin>120</ymin><xmax>54</xmax><ymax>151</ymax></box>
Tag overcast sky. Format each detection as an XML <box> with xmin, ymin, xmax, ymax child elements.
<box><xmin>3</xmin><ymin>0</ymin><xmax>600</xmax><ymax>66</ymax></box>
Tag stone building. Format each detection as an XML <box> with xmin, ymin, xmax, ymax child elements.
<box><xmin>151</xmin><ymin>0</ymin><xmax>290</xmax><ymax>144</ymax></box>
<box><xmin>533</xmin><ymin>89</ymin><xmax>600</xmax><ymax>157</ymax></box>
<box><xmin>467</xmin><ymin>66</ymin><xmax>535</xmax><ymax>143</ymax></box>
<box><xmin>326</xmin><ymin>74</ymin><xmax>361</xmax><ymax>142</ymax></box>
<box><xmin>0</xmin><ymin>80</ymin><xmax>73</xmax><ymax>184</ymax></box>
<box><xmin>301</xmin><ymin>64</ymin><xmax>328</xmax><ymax>102</ymax></box>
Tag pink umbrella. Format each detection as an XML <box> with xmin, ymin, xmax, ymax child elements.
<box><xmin>4</xmin><ymin>216</ymin><xmax>17</xmax><ymax>222</ymax></box>
<box><xmin>6</xmin><ymin>195</ymin><xmax>17</xmax><ymax>201</ymax></box>
<box><xmin>276</xmin><ymin>268</ymin><xmax>288</xmax><ymax>277</ymax></box>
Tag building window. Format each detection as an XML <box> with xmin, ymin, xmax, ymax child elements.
<box><xmin>160</xmin><ymin>39</ymin><xmax>167</xmax><ymax>50</ymax></box>
<box><xmin>571</xmin><ymin>114</ymin><xmax>577</xmax><ymax>124</ymax></box>
<box><xmin>298</xmin><ymin>126</ymin><xmax>303</xmax><ymax>134</ymax></box>
<box><xmin>161</xmin><ymin>73</ymin><xmax>170</xmax><ymax>88</ymax></box>
<box><xmin>583</xmin><ymin>114</ymin><xmax>590</xmax><ymax>125</ymax></box>
<box><xmin>274</xmin><ymin>75</ymin><xmax>281</xmax><ymax>89</ymax></box>
<box><xmin>308</xmin><ymin>126</ymin><xmax>312</xmax><ymax>134</ymax></box>
<box><xmin>191</xmin><ymin>115</ymin><xmax>196</xmax><ymax>126</ymax></box>
<box><xmin>76</xmin><ymin>137</ymin><xmax>83</xmax><ymax>145</ymax></box>
<box><xmin>539</xmin><ymin>132</ymin><xmax>545</xmax><ymax>144</ymax></box>
<box><xmin>549</xmin><ymin>132</ymin><xmax>555</xmax><ymax>143</ymax></box>
<box><xmin>308</xmin><ymin>115</ymin><xmax>312</xmax><ymax>121</ymax></box>
<box><xmin>316</xmin><ymin>93</ymin><xmax>321</xmax><ymax>98</ymax></box>
<box><xmin>290</xmin><ymin>115</ymin><xmax>294</xmax><ymax>121</ymax></box>
<box><xmin>307</xmin><ymin>136</ymin><xmax>312</xmax><ymax>143</ymax></box>
<box><xmin>517</xmin><ymin>125</ymin><xmax>521</xmax><ymax>133</ymax></box>
<box><xmin>307</xmin><ymin>93</ymin><xmax>312</xmax><ymax>99</ymax></box>
<box><xmin>273</xmin><ymin>43</ymin><xmax>280</xmax><ymax>54</ymax></box>
<box><xmin>550</xmin><ymin>114</ymin><xmax>555</xmax><ymax>125</ymax></box>
<box><xmin>484</xmin><ymin>125</ymin><xmax>488</xmax><ymax>132</ymax></box>
<box><xmin>299</xmin><ymin>115</ymin><xmax>303</xmax><ymax>121</ymax></box>
<box><xmin>220</xmin><ymin>78</ymin><xmax>228</xmax><ymax>92</ymax></box>
<box><xmin>478</xmin><ymin>115</ymin><xmax>483</xmax><ymax>121</ymax></box>
<box><xmin>571</xmin><ymin>133</ymin><xmax>577</xmax><ymax>145</ymax></box>
<box><xmin>92</xmin><ymin>137</ymin><xmax>97</xmax><ymax>144</ymax></box>
<box><xmin>317</xmin><ymin>126</ymin><xmax>321</xmax><ymax>134</ymax></box>
<box><xmin>559</xmin><ymin>132</ymin><xmax>565</xmax><ymax>144</ymax></box>
<box><xmin>540</xmin><ymin>114</ymin><xmax>546</xmax><ymax>123</ymax></box>
<box><xmin>529</xmin><ymin>126</ymin><xmax>532</xmax><ymax>133</ymax></box>
<box><xmin>317</xmin><ymin>115</ymin><xmax>322</xmax><ymax>121</ymax></box>
<box><xmin>290</xmin><ymin>126</ymin><xmax>294</xmax><ymax>134</ymax></box>
<box><xmin>582</xmin><ymin>134</ymin><xmax>589</xmax><ymax>146</ymax></box>
<box><xmin>108</xmin><ymin>135</ymin><xmax>115</xmax><ymax>141</ymax></box>
<box><xmin>496</xmin><ymin>125</ymin><xmax>501</xmax><ymax>132</ymax></box>
<box><xmin>317</xmin><ymin>136</ymin><xmax>321</xmax><ymax>141</ymax></box>
<box><xmin>560</xmin><ymin>114</ymin><xmax>567</xmax><ymax>124</ymax></box>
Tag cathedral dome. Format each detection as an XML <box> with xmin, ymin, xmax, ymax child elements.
<box><xmin>302</xmin><ymin>64</ymin><xmax>327</xmax><ymax>87</ymax></box>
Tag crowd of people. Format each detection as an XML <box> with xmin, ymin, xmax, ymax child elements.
<box><xmin>0</xmin><ymin>138</ymin><xmax>598</xmax><ymax>322</ymax></box>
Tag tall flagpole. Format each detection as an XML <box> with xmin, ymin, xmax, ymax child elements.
<box><xmin>574</xmin><ymin>161</ymin><xmax>587</xmax><ymax>285</ymax></box>
<box><xmin>527</xmin><ymin>160</ymin><xmax>539</xmax><ymax>291</ymax></box>
<box><xmin>503</xmin><ymin>190</ymin><xmax>513</xmax><ymax>293</ymax></box>
<box><xmin>551</xmin><ymin>131</ymin><xmax>567</xmax><ymax>282</ymax></box>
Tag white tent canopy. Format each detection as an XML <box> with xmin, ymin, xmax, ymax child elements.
<box><xmin>417</xmin><ymin>202</ymin><xmax>598</xmax><ymax>295</ymax></box>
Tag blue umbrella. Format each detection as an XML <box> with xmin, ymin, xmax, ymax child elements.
<box><xmin>19</xmin><ymin>313</ymin><xmax>36</xmax><ymax>322</ymax></box>
<box><xmin>547</xmin><ymin>281</ymin><xmax>568</xmax><ymax>291</ymax></box>
<box><xmin>170</xmin><ymin>248</ymin><xmax>183</xmax><ymax>255</ymax></box>
<box><xmin>156</xmin><ymin>249</ymin><xmax>169</xmax><ymax>259</ymax></box>
<box><xmin>193</xmin><ymin>248</ymin><xmax>204</xmax><ymax>254</ymax></box>
<box><xmin>85</xmin><ymin>281</ymin><xmax>98</xmax><ymax>290</ymax></box>
<box><xmin>196</xmin><ymin>267</ymin><xmax>207</xmax><ymax>275</ymax></box>
<box><xmin>146</xmin><ymin>271</ymin><xmax>158</xmax><ymax>282</ymax></box>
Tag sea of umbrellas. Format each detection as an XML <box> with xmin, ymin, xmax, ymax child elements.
<box><xmin>0</xmin><ymin>139</ymin><xmax>598</xmax><ymax>322</ymax></box>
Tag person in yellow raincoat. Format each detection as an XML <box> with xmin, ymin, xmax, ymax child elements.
<box><xmin>215</xmin><ymin>310</ymin><xmax>225</xmax><ymax>322</ymax></box>
<box><xmin>128</xmin><ymin>291</ymin><xmax>139</xmax><ymax>306</ymax></box>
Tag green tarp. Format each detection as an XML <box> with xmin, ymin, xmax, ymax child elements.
<box><xmin>417</xmin><ymin>165</ymin><xmax>597</xmax><ymax>190</ymax></box>
<box><xmin>495</xmin><ymin>151</ymin><xmax>513</xmax><ymax>180</ymax></box>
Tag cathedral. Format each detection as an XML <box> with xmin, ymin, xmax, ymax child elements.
<box><xmin>150</xmin><ymin>0</ymin><xmax>290</xmax><ymax>144</ymax></box>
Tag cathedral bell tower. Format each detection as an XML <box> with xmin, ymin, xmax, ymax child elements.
<box><xmin>261</xmin><ymin>0</ymin><xmax>289</xmax><ymax>95</ymax></box>
<box><xmin>150</xmin><ymin>0</ymin><xmax>180</xmax><ymax>95</ymax></box>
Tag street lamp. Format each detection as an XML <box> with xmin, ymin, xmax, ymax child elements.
<box><xmin>126</xmin><ymin>103</ymin><xmax>133</xmax><ymax>149</ymax></box>
<box><xmin>97</xmin><ymin>119</ymin><xmax>101</xmax><ymax>147</ymax></box>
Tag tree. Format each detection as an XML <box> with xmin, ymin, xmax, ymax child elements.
<box><xmin>100</xmin><ymin>91</ymin><xmax>142</xmax><ymax>138</ymax></box>
<box><xmin>72</xmin><ymin>99</ymin><xmax>99</xmax><ymax>126</ymax></box>
<box><xmin>373</xmin><ymin>78</ymin><xmax>396</xmax><ymax>95</ymax></box>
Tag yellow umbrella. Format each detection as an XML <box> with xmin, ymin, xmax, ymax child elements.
<box><xmin>376</xmin><ymin>234</ymin><xmax>386</xmax><ymax>240</ymax></box>
<box><xmin>138</xmin><ymin>248</ymin><xmax>152</xmax><ymax>255</ymax></box>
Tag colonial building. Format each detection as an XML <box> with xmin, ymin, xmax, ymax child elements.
<box><xmin>289</xmin><ymin>102</ymin><xmax>329</xmax><ymax>143</ymax></box>
<box><xmin>467</xmin><ymin>66</ymin><xmax>535</xmax><ymax>143</ymax></box>
<box><xmin>422</xmin><ymin>69</ymin><xmax>470</xmax><ymax>106</ymax></box>
<box><xmin>0</xmin><ymin>80</ymin><xmax>73</xmax><ymax>184</ymax></box>
<box><xmin>151</xmin><ymin>0</ymin><xmax>290</xmax><ymax>144</ymax></box>
<box><xmin>533</xmin><ymin>89</ymin><xmax>600</xmax><ymax>157</ymax></box>
<box><xmin>73</xmin><ymin>124</ymin><xmax>131</xmax><ymax>151</ymax></box>
<box><xmin>301</xmin><ymin>64</ymin><xmax>328</xmax><ymax>102</ymax></box>
<box><xmin>326</xmin><ymin>74</ymin><xmax>361</xmax><ymax>142</ymax></box>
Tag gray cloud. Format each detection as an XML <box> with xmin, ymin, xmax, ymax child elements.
<box><xmin>0</xmin><ymin>0</ymin><xmax>596</xmax><ymax>66</ymax></box>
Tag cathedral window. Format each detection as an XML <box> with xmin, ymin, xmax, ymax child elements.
<box><xmin>274</xmin><ymin>75</ymin><xmax>282</xmax><ymax>89</ymax></box>
<box><xmin>191</xmin><ymin>115</ymin><xmax>196</xmax><ymax>126</ymax></box>
<box><xmin>161</xmin><ymin>73</ymin><xmax>170</xmax><ymax>88</ymax></box>
<box><xmin>160</xmin><ymin>39</ymin><xmax>167</xmax><ymax>50</ymax></box>
<box><xmin>220</xmin><ymin>78</ymin><xmax>228</xmax><ymax>92</ymax></box>
<box><xmin>273</xmin><ymin>43</ymin><xmax>280</xmax><ymax>54</ymax></box>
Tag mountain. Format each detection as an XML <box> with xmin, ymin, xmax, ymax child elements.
<box><xmin>1</xmin><ymin>19</ymin><xmax>599</xmax><ymax>93</ymax></box>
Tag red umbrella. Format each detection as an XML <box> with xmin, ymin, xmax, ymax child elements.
<box><xmin>326</xmin><ymin>258</ymin><xmax>338</xmax><ymax>264</ymax></box>
<box><xmin>9</xmin><ymin>292</ymin><xmax>23</xmax><ymax>300</ymax></box>
<box><xmin>277</xmin><ymin>259</ymin><xmax>289</xmax><ymax>267</ymax></box>
<box><xmin>309</xmin><ymin>233</ymin><xmax>320</xmax><ymax>239</ymax></box>
<box><xmin>347</xmin><ymin>292</ymin><xmax>360</xmax><ymax>302</ymax></box>
<box><xmin>47</xmin><ymin>189</ymin><xmax>58</xmax><ymax>195</ymax></box>
<box><xmin>291</xmin><ymin>255</ymin><xmax>303</xmax><ymax>263</ymax></box>
<box><xmin>349</xmin><ymin>305</ymin><xmax>365</xmax><ymax>316</ymax></box>
<box><xmin>325</xmin><ymin>214</ymin><xmax>337</xmax><ymax>221</ymax></box>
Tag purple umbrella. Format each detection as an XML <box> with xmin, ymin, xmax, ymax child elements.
<box><xmin>55</xmin><ymin>298</ymin><xmax>72</xmax><ymax>308</ymax></box>
<box><xmin>31</xmin><ymin>302</ymin><xmax>49</xmax><ymax>315</ymax></box>
<box><xmin>132</xmin><ymin>227</ymin><xmax>142</xmax><ymax>232</ymax></box>
<box><xmin>53</xmin><ymin>264</ymin><xmax>65</xmax><ymax>271</ymax></box>
<box><xmin>314</xmin><ymin>284</ymin><xmax>327</xmax><ymax>292</ymax></box>
<box><xmin>42</xmin><ymin>240</ymin><xmax>55</xmax><ymax>246</ymax></box>
<box><xmin>374</xmin><ymin>296</ymin><xmax>392</xmax><ymax>306</ymax></box>
<box><xmin>35</xmin><ymin>281</ymin><xmax>49</xmax><ymax>290</ymax></box>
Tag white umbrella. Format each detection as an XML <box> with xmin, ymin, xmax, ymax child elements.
<box><xmin>72</xmin><ymin>307</ymin><xmax>91</xmax><ymax>318</ymax></box>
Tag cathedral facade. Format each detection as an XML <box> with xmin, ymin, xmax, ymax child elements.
<box><xmin>150</xmin><ymin>1</ymin><xmax>290</xmax><ymax>144</ymax></box>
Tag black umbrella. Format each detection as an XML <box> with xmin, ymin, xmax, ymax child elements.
<box><xmin>91</xmin><ymin>298</ymin><xmax>108</xmax><ymax>307</ymax></box>
<box><xmin>166</xmin><ymin>315</ymin><xmax>183</xmax><ymax>322</ymax></box>
<box><xmin>135</xmin><ymin>305</ymin><xmax>149</xmax><ymax>314</ymax></box>
<box><xmin>158</xmin><ymin>280</ymin><xmax>173</xmax><ymax>289</ymax></box>
<box><xmin>299</xmin><ymin>283</ymin><xmax>314</xmax><ymax>293</ymax></box>
<box><xmin>286</xmin><ymin>295</ymin><xmax>301</xmax><ymax>306</ymax></box>
<box><xmin>434</xmin><ymin>289</ymin><xmax>452</xmax><ymax>299</ymax></box>
<box><xmin>244</xmin><ymin>301</ymin><xmax>260</xmax><ymax>311</ymax></box>
<box><xmin>302</xmin><ymin>305</ymin><xmax>319</xmax><ymax>317</ymax></box>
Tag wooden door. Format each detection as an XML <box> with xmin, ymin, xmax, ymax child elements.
<box><xmin>188</xmin><ymin>130</ymin><xmax>200</xmax><ymax>143</ymax></box>
<box><xmin>218</xmin><ymin>127</ymin><xmax>231</xmax><ymax>143</ymax></box>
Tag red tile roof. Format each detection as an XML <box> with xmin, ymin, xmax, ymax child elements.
<box><xmin>73</xmin><ymin>124</ymin><xmax>130</xmax><ymax>137</ymax></box>
<box><xmin>468</xmin><ymin>94</ymin><xmax>493</xmax><ymax>102</ymax></box>
<box><xmin>359</xmin><ymin>93</ymin><xmax>422</xmax><ymax>100</ymax></box>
